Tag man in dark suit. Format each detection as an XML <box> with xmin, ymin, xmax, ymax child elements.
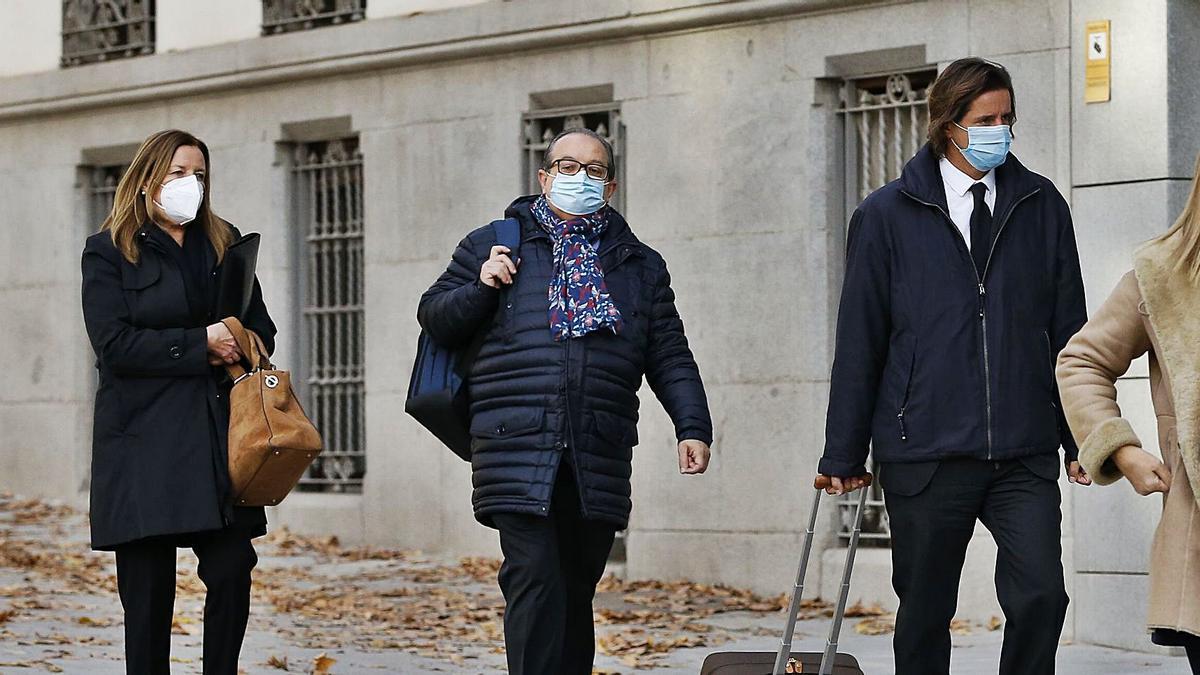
<box><xmin>817</xmin><ymin>59</ymin><xmax>1088</xmax><ymax>675</ymax></box>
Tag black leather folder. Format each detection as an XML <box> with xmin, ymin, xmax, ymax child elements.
<box><xmin>215</xmin><ymin>232</ymin><xmax>261</xmax><ymax>320</ymax></box>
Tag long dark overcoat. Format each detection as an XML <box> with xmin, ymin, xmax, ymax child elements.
<box><xmin>81</xmin><ymin>223</ymin><xmax>276</xmax><ymax>550</ymax></box>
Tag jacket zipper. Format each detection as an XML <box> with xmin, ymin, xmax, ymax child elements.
<box><xmin>901</xmin><ymin>187</ymin><xmax>1040</xmax><ymax>460</ymax></box>
<box><xmin>558</xmin><ymin>242</ymin><xmax>637</xmax><ymax>518</ymax></box>
<box><xmin>561</xmin><ymin>335</ymin><xmax>586</xmax><ymax>517</ymax></box>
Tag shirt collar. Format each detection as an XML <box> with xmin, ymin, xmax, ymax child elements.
<box><xmin>939</xmin><ymin>156</ymin><xmax>995</xmax><ymax>198</ymax></box>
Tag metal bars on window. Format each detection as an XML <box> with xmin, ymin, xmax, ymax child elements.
<box><xmin>834</xmin><ymin>69</ymin><xmax>936</xmax><ymax>544</ymax></box>
<box><xmin>294</xmin><ymin>138</ymin><xmax>366</xmax><ymax>493</ymax></box>
<box><xmin>262</xmin><ymin>0</ymin><xmax>366</xmax><ymax>35</ymax></box>
<box><xmin>522</xmin><ymin>104</ymin><xmax>625</xmax><ymax>214</ymax></box>
<box><xmin>62</xmin><ymin>0</ymin><xmax>155</xmax><ymax>67</ymax></box>
<box><xmin>87</xmin><ymin>165</ymin><xmax>127</xmax><ymax>226</ymax></box>
<box><xmin>839</xmin><ymin>70</ymin><xmax>936</xmax><ymax>211</ymax></box>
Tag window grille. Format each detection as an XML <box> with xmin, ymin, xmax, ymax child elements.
<box><xmin>522</xmin><ymin>104</ymin><xmax>625</xmax><ymax>214</ymax></box>
<box><xmin>294</xmin><ymin>138</ymin><xmax>366</xmax><ymax>493</ymax></box>
<box><xmin>835</xmin><ymin>69</ymin><xmax>936</xmax><ymax>545</ymax></box>
<box><xmin>839</xmin><ymin>70</ymin><xmax>937</xmax><ymax>210</ymax></box>
<box><xmin>263</xmin><ymin>0</ymin><xmax>366</xmax><ymax>35</ymax></box>
<box><xmin>62</xmin><ymin>0</ymin><xmax>155</xmax><ymax>68</ymax></box>
<box><xmin>87</xmin><ymin>165</ymin><xmax>127</xmax><ymax>226</ymax></box>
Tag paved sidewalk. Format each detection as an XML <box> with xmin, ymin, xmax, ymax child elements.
<box><xmin>0</xmin><ymin>494</ymin><xmax>1188</xmax><ymax>674</ymax></box>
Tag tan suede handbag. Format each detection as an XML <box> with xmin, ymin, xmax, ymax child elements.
<box><xmin>221</xmin><ymin>317</ymin><xmax>323</xmax><ymax>507</ymax></box>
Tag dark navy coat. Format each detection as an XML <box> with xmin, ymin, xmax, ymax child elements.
<box><xmin>820</xmin><ymin>145</ymin><xmax>1086</xmax><ymax>478</ymax></box>
<box><xmin>418</xmin><ymin>196</ymin><xmax>712</xmax><ymax>528</ymax></box>
<box><xmin>82</xmin><ymin>223</ymin><xmax>276</xmax><ymax>550</ymax></box>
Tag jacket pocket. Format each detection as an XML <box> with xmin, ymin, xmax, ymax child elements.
<box><xmin>1042</xmin><ymin>330</ymin><xmax>1056</xmax><ymax>394</ymax></box>
<box><xmin>470</xmin><ymin>408</ymin><xmax>545</xmax><ymax>439</ymax></box>
<box><xmin>896</xmin><ymin>337</ymin><xmax>917</xmax><ymax>442</ymax></box>
<box><xmin>593</xmin><ymin>410</ymin><xmax>639</xmax><ymax>448</ymax></box>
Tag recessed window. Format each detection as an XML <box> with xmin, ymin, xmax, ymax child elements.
<box><xmin>262</xmin><ymin>0</ymin><xmax>366</xmax><ymax>35</ymax></box>
<box><xmin>292</xmin><ymin>137</ymin><xmax>366</xmax><ymax>493</ymax></box>
<box><xmin>61</xmin><ymin>0</ymin><xmax>155</xmax><ymax>68</ymax></box>
<box><xmin>522</xmin><ymin>103</ymin><xmax>625</xmax><ymax>214</ymax></box>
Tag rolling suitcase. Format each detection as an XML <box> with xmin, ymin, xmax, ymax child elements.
<box><xmin>700</xmin><ymin>474</ymin><xmax>873</xmax><ymax>675</ymax></box>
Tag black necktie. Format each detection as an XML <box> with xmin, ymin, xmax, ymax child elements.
<box><xmin>969</xmin><ymin>183</ymin><xmax>992</xmax><ymax>276</ymax></box>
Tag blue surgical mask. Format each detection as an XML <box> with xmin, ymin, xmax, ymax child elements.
<box><xmin>953</xmin><ymin>122</ymin><xmax>1012</xmax><ymax>172</ymax></box>
<box><xmin>546</xmin><ymin>170</ymin><xmax>608</xmax><ymax>216</ymax></box>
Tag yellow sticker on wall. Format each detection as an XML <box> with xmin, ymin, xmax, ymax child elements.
<box><xmin>1085</xmin><ymin>20</ymin><xmax>1111</xmax><ymax>103</ymax></box>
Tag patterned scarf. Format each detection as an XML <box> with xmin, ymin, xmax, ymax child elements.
<box><xmin>531</xmin><ymin>196</ymin><xmax>623</xmax><ymax>341</ymax></box>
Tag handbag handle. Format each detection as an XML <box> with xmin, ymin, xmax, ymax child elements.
<box><xmin>220</xmin><ymin>317</ymin><xmax>272</xmax><ymax>381</ymax></box>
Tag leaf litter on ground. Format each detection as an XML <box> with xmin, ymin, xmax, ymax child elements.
<box><xmin>0</xmin><ymin>493</ymin><xmax>839</xmax><ymax>670</ymax></box>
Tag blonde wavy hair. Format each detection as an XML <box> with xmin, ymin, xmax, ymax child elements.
<box><xmin>1152</xmin><ymin>151</ymin><xmax>1200</xmax><ymax>284</ymax></box>
<box><xmin>100</xmin><ymin>129</ymin><xmax>232</xmax><ymax>264</ymax></box>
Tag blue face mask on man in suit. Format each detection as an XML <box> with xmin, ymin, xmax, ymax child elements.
<box><xmin>953</xmin><ymin>122</ymin><xmax>1012</xmax><ymax>172</ymax></box>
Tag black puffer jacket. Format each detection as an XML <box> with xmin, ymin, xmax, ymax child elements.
<box><xmin>418</xmin><ymin>196</ymin><xmax>712</xmax><ymax>528</ymax></box>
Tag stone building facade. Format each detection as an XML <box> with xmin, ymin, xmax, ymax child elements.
<box><xmin>1</xmin><ymin>0</ymin><xmax>1198</xmax><ymax>653</ymax></box>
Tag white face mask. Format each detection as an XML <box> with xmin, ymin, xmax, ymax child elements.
<box><xmin>154</xmin><ymin>174</ymin><xmax>204</xmax><ymax>225</ymax></box>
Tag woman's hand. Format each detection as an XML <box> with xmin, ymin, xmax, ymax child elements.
<box><xmin>1067</xmin><ymin>461</ymin><xmax>1092</xmax><ymax>486</ymax></box>
<box><xmin>206</xmin><ymin>322</ymin><xmax>242</xmax><ymax>365</ymax></box>
<box><xmin>1112</xmin><ymin>445</ymin><xmax>1171</xmax><ymax>496</ymax></box>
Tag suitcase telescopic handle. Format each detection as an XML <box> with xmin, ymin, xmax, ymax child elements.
<box><xmin>813</xmin><ymin>474</ymin><xmax>874</xmax><ymax>490</ymax></box>
<box><xmin>773</xmin><ymin>474</ymin><xmax>875</xmax><ymax>675</ymax></box>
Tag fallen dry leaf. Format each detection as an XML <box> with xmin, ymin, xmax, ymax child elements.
<box><xmin>312</xmin><ymin>652</ymin><xmax>336</xmax><ymax>674</ymax></box>
<box><xmin>854</xmin><ymin>614</ymin><xmax>896</xmax><ymax>635</ymax></box>
<box><xmin>266</xmin><ymin>654</ymin><xmax>289</xmax><ymax>670</ymax></box>
<box><xmin>843</xmin><ymin>601</ymin><xmax>888</xmax><ymax>618</ymax></box>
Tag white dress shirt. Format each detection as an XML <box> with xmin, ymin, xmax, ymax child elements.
<box><xmin>939</xmin><ymin>156</ymin><xmax>997</xmax><ymax>251</ymax></box>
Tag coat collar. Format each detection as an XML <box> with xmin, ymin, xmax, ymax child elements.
<box><xmin>1134</xmin><ymin>236</ymin><xmax>1200</xmax><ymax>504</ymax></box>
<box><xmin>137</xmin><ymin>221</ymin><xmax>219</xmax><ymax>271</ymax></box>
<box><xmin>899</xmin><ymin>143</ymin><xmax>1041</xmax><ymax>223</ymax></box>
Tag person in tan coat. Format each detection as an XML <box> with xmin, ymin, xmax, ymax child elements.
<box><xmin>1056</xmin><ymin>153</ymin><xmax>1200</xmax><ymax>671</ymax></box>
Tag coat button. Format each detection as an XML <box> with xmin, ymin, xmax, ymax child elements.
<box><xmin>169</xmin><ymin>345</ymin><xmax>182</xmax><ymax>359</ymax></box>
<box><xmin>554</xmin><ymin>442</ymin><xmax>566</xmax><ymax>450</ymax></box>
<box><xmin>496</xmin><ymin>424</ymin><xmax>506</xmax><ymax>434</ymax></box>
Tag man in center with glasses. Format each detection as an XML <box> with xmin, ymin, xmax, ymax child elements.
<box><xmin>418</xmin><ymin>128</ymin><xmax>713</xmax><ymax>674</ymax></box>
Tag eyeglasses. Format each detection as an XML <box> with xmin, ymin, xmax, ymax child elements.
<box><xmin>548</xmin><ymin>158</ymin><xmax>611</xmax><ymax>182</ymax></box>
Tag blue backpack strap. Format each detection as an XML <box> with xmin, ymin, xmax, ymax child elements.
<box><xmin>491</xmin><ymin>217</ymin><xmax>522</xmax><ymax>260</ymax></box>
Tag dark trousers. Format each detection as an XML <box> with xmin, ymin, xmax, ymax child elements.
<box><xmin>883</xmin><ymin>457</ymin><xmax>1068</xmax><ymax>675</ymax></box>
<box><xmin>114</xmin><ymin>528</ymin><xmax>258</xmax><ymax>675</ymax></box>
<box><xmin>492</xmin><ymin>465</ymin><xmax>617</xmax><ymax>675</ymax></box>
<box><xmin>1153</xmin><ymin>629</ymin><xmax>1200</xmax><ymax>673</ymax></box>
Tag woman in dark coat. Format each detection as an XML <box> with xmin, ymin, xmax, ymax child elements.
<box><xmin>81</xmin><ymin>129</ymin><xmax>276</xmax><ymax>675</ymax></box>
